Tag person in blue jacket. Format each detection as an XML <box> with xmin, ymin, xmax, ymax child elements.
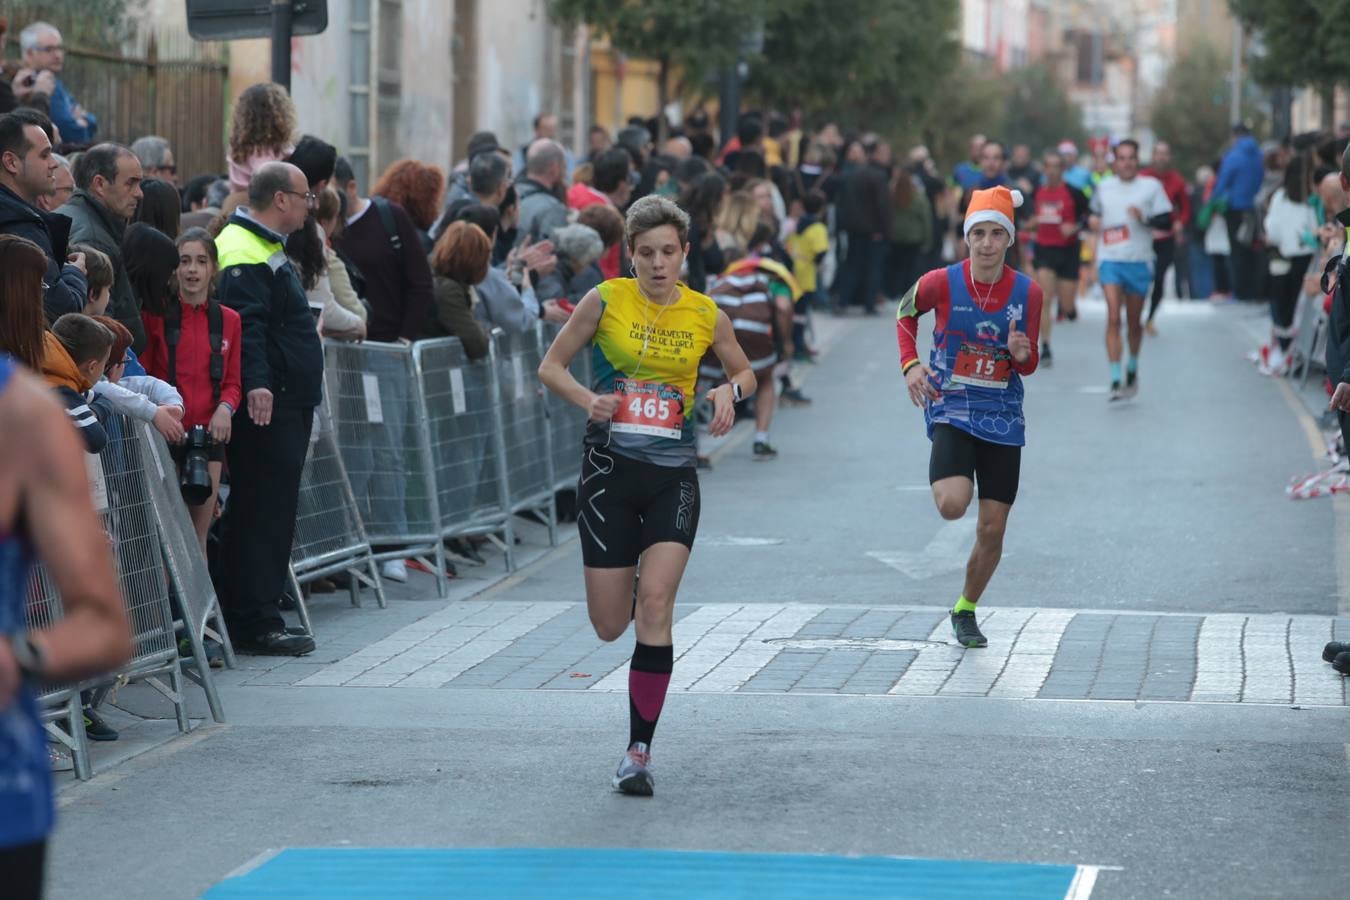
<box><xmin>1212</xmin><ymin>123</ymin><xmax>1265</xmax><ymax>299</ymax></box>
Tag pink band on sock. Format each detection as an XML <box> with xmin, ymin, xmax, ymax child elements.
<box><xmin>628</xmin><ymin>669</ymin><xmax>671</xmax><ymax>722</ymax></box>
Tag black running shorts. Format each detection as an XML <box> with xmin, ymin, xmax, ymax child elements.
<box><xmin>1035</xmin><ymin>243</ymin><xmax>1080</xmax><ymax>282</ymax></box>
<box><xmin>577</xmin><ymin>447</ymin><xmax>701</xmax><ymax>568</ymax></box>
<box><xmin>929</xmin><ymin>423</ymin><xmax>1021</xmax><ymax>505</ymax></box>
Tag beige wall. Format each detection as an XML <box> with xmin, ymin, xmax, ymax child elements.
<box><xmin>151</xmin><ymin>0</ymin><xmax>588</xmax><ymax>184</ymax></box>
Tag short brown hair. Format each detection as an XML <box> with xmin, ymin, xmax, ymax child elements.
<box><xmin>92</xmin><ymin>315</ymin><xmax>133</xmax><ymax>373</ymax></box>
<box><xmin>51</xmin><ymin>313</ymin><xmax>113</xmax><ymax>368</ymax></box>
<box><xmin>74</xmin><ymin>243</ymin><xmax>114</xmax><ymax>294</ymax></box>
<box><xmin>577</xmin><ymin>204</ymin><xmax>624</xmax><ymax>248</ymax></box>
<box><xmin>626</xmin><ymin>194</ymin><xmax>689</xmax><ymax>249</ymax></box>
<box><xmin>430</xmin><ymin>221</ymin><xmax>492</xmax><ymax>285</ymax></box>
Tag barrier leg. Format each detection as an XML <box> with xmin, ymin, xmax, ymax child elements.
<box><xmin>67</xmin><ymin>698</ymin><xmax>92</xmax><ymax>781</ymax></box>
<box><xmin>287</xmin><ymin>567</ymin><xmax>314</xmax><ymax>637</ymax></box>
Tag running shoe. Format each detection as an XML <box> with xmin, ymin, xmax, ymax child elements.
<box><xmin>753</xmin><ymin>441</ymin><xmax>779</xmax><ymax>460</ymax></box>
<box><xmin>1066</xmin><ymin>308</ymin><xmax>1078</xmax><ymax>322</ymax></box>
<box><xmin>780</xmin><ymin>388</ymin><xmax>813</xmax><ymax>406</ymax></box>
<box><xmin>380</xmin><ymin>560</ymin><xmax>408</xmax><ymax>583</ymax></box>
<box><xmin>83</xmin><ymin>708</ymin><xmax>119</xmax><ymax>742</ymax></box>
<box><xmin>951</xmin><ymin>610</ymin><xmax>987</xmax><ymax>648</ymax></box>
<box><xmin>1040</xmin><ymin>343</ymin><xmax>1052</xmax><ymax>368</ymax></box>
<box><xmin>1324</xmin><ymin>641</ymin><xmax>1350</xmax><ymax>663</ymax></box>
<box><xmin>613</xmin><ymin>742</ymin><xmax>654</xmax><ymax>796</ymax></box>
<box><xmin>1108</xmin><ymin>381</ymin><xmax>1123</xmax><ymax>403</ymax></box>
<box><xmin>1124</xmin><ymin>369</ymin><xmax>1138</xmax><ymax>398</ymax></box>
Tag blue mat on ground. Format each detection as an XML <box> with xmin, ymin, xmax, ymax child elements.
<box><xmin>204</xmin><ymin>847</ymin><xmax>1086</xmax><ymax>899</ymax></box>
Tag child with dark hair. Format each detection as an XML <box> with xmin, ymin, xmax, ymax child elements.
<box><xmin>88</xmin><ymin>314</ymin><xmax>186</xmax><ymax>445</ymax></box>
<box><xmin>73</xmin><ymin>243</ymin><xmax>114</xmax><ymax>317</ymax></box>
<box><xmin>787</xmin><ymin>190</ymin><xmax>829</xmax><ymax>361</ymax></box>
<box><xmin>41</xmin><ymin>313</ymin><xmax>115</xmax><ymax>453</ymax></box>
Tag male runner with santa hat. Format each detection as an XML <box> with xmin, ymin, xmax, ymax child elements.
<box><xmin>896</xmin><ymin>185</ymin><xmax>1043</xmax><ymax>649</ymax></box>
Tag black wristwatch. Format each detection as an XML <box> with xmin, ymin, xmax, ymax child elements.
<box><xmin>731</xmin><ymin>381</ymin><xmax>743</xmax><ymax>404</ymax></box>
<box><xmin>10</xmin><ymin>632</ymin><xmax>46</xmax><ymax>679</ymax></box>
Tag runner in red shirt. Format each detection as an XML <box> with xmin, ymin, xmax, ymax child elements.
<box><xmin>1141</xmin><ymin>140</ymin><xmax>1191</xmax><ymax>335</ymax></box>
<box><xmin>1030</xmin><ymin>150</ymin><xmax>1089</xmax><ymax>366</ymax></box>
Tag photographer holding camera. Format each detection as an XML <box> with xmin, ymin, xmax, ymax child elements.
<box><xmin>140</xmin><ymin>227</ymin><xmax>241</xmax><ymax>555</ymax></box>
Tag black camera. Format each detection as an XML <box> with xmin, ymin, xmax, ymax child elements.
<box><xmin>180</xmin><ymin>425</ymin><xmax>214</xmax><ymax>506</ymax></box>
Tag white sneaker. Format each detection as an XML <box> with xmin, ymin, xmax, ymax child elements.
<box><xmin>380</xmin><ymin>560</ymin><xmax>408</xmax><ymax>583</ymax></box>
<box><xmin>49</xmin><ymin>744</ymin><xmax>74</xmax><ymax>772</ymax></box>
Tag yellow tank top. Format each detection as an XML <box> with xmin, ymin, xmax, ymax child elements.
<box><xmin>588</xmin><ymin>278</ymin><xmax>720</xmax><ymax>467</ymax></box>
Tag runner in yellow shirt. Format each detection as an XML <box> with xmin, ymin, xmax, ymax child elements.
<box><xmin>538</xmin><ymin>195</ymin><xmax>756</xmax><ymax>796</ymax></box>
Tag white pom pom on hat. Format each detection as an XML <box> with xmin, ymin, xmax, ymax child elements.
<box><xmin>963</xmin><ymin>185</ymin><xmax>1021</xmax><ymax>244</ymax></box>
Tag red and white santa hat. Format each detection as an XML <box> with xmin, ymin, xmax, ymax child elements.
<box><xmin>963</xmin><ymin>186</ymin><xmax>1024</xmax><ymax>244</ymax></box>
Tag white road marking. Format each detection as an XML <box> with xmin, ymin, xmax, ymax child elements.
<box><xmin>868</xmin><ymin>516</ymin><xmax>979</xmax><ymax>581</ymax></box>
<box><xmin>287</xmin><ymin>601</ymin><xmax>1348</xmax><ymax>707</ymax></box>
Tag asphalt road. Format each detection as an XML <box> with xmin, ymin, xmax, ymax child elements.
<box><xmin>46</xmin><ymin>297</ymin><xmax>1350</xmax><ymax>900</ymax></box>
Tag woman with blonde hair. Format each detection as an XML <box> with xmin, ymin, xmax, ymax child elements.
<box><xmin>714</xmin><ymin>190</ymin><xmax>759</xmax><ymax>258</ymax></box>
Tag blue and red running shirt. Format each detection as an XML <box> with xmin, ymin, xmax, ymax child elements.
<box><xmin>897</xmin><ymin>260</ymin><xmax>1043</xmax><ymax>447</ymax></box>
<box><xmin>0</xmin><ymin>354</ymin><xmax>51</xmax><ymax>850</ymax></box>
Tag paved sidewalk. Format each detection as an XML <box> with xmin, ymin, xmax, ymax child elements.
<box><xmin>261</xmin><ymin>599</ymin><xmax>1350</xmax><ymax>706</ymax></box>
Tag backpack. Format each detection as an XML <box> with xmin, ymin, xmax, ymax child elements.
<box><xmin>165</xmin><ymin>299</ymin><xmax>224</xmax><ymax>405</ymax></box>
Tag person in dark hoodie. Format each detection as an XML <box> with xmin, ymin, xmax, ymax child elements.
<box><xmin>1213</xmin><ymin>123</ymin><xmax>1266</xmax><ymax>299</ymax></box>
<box><xmin>0</xmin><ymin>110</ymin><xmax>87</xmax><ymax>323</ymax></box>
<box><xmin>58</xmin><ymin>142</ymin><xmax>145</xmax><ymax>351</ymax></box>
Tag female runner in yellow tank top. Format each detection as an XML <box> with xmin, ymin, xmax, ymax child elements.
<box><xmin>539</xmin><ymin>195</ymin><xmax>756</xmax><ymax>796</ymax></box>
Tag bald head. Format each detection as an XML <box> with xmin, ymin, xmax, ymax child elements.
<box><xmin>249</xmin><ymin>161</ymin><xmax>310</xmax><ymax>234</ymax></box>
<box><xmin>663</xmin><ymin>137</ymin><xmax>693</xmax><ymax>161</ymax></box>
<box><xmin>525</xmin><ymin>139</ymin><xmax>565</xmax><ymax>186</ymax></box>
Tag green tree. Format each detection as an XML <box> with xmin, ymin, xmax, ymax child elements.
<box><xmin>745</xmin><ymin>0</ymin><xmax>959</xmax><ymax>134</ymax></box>
<box><xmin>4</xmin><ymin>0</ymin><xmax>144</xmax><ymax>52</ymax></box>
<box><xmin>548</xmin><ymin>0</ymin><xmax>773</xmax><ymax>135</ymax></box>
<box><xmin>905</xmin><ymin>60</ymin><xmax>1006</xmax><ymax>172</ymax></box>
<box><xmin>1229</xmin><ymin>0</ymin><xmax>1350</xmax><ymax>130</ymax></box>
<box><xmin>1150</xmin><ymin>43</ymin><xmax>1260</xmax><ymax>178</ymax></box>
<box><xmin>999</xmin><ymin>64</ymin><xmax>1085</xmax><ymax>155</ymax></box>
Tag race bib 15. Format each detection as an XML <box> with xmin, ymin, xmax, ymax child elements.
<box><xmin>951</xmin><ymin>343</ymin><xmax>1012</xmax><ymax>389</ymax></box>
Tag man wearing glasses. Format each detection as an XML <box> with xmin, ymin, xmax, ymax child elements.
<box><xmin>213</xmin><ymin>162</ymin><xmax>322</xmax><ymax>657</ymax></box>
<box><xmin>15</xmin><ymin>22</ymin><xmax>96</xmax><ymax>145</ymax></box>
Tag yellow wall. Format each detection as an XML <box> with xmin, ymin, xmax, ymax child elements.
<box><xmin>589</xmin><ymin>44</ymin><xmax>663</xmax><ymax>134</ymax></box>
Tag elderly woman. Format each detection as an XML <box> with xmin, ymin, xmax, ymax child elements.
<box><xmin>551</xmin><ymin>223</ymin><xmax>606</xmax><ymax>304</ymax></box>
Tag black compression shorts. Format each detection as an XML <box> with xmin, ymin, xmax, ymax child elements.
<box><xmin>929</xmin><ymin>423</ymin><xmax>1021</xmax><ymax>505</ymax></box>
<box><xmin>1035</xmin><ymin>243</ymin><xmax>1081</xmax><ymax>282</ymax></box>
<box><xmin>577</xmin><ymin>447</ymin><xmax>701</xmax><ymax>568</ymax></box>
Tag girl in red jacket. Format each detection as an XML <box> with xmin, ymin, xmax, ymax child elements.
<box><xmin>142</xmin><ymin>227</ymin><xmax>243</xmax><ymax>553</ymax></box>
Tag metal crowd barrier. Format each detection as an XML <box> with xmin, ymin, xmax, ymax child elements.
<box><xmin>287</xmin><ymin>402</ymin><xmax>387</xmax><ymax>631</ymax></box>
<box><xmin>28</xmin><ymin>413</ymin><xmax>224</xmax><ymax>780</ymax></box>
<box><xmin>1290</xmin><ymin>250</ymin><xmax>1331</xmax><ymax>387</ymax></box>
<box><xmin>541</xmin><ymin>323</ymin><xmax>588</xmax><ymax>492</ymax></box>
<box><xmin>412</xmin><ymin>337</ymin><xmax>514</xmax><ymax>566</ymax></box>
<box><xmin>323</xmin><ymin>340</ymin><xmax>449</xmax><ymax>596</ymax></box>
<box><xmin>495</xmin><ymin>329</ymin><xmax>558</xmax><ymax>544</ymax></box>
<box><xmin>302</xmin><ymin>327</ymin><xmax>593</xmax><ymax>584</ymax></box>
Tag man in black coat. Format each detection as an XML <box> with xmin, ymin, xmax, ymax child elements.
<box><xmin>0</xmin><ymin>111</ymin><xmax>86</xmax><ymax>322</ymax></box>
